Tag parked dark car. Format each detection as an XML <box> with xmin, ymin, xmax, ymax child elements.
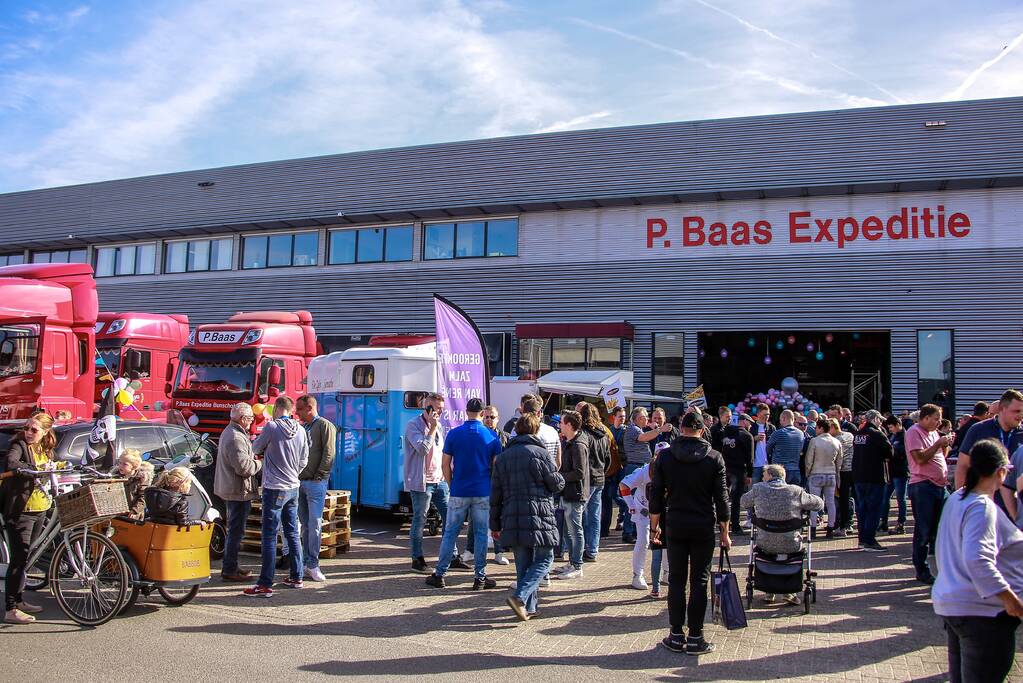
<box><xmin>0</xmin><ymin>419</ymin><xmax>202</xmax><ymax>466</ymax></box>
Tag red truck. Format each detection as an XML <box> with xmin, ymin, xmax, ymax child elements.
<box><xmin>95</xmin><ymin>312</ymin><xmax>191</xmax><ymax>420</ymax></box>
<box><xmin>0</xmin><ymin>263</ymin><xmax>98</xmax><ymax>423</ymax></box>
<box><xmin>169</xmin><ymin>310</ymin><xmax>317</xmax><ymax>439</ymax></box>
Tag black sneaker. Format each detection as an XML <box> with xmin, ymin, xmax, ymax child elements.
<box><xmin>425</xmin><ymin>574</ymin><xmax>446</xmax><ymax>588</ymax></box>
<box><xmin>916</xmin><ymin>573</ymin><xmax>936</xmax><ymax>586</ymax></box>
<box><xmin>862</xmin><ymin>542</ymin><xmax>885</xmax><ymax>552</ymax></box>
<box><xmin>449</xmin><ymin>556</ymin><xmax>472</xmax><ymax>571</ymax></box>
<box><xmin>582</xmin><ymin>552</ymin><xmax>597</xmax><ymax>563</ymax></box>
<box><xmin>411</xmin><ymin>557</ymin><xmax>430</xmax><ymax>574</ymax></box>
<box><xmin>660</xmin><ymin>632</ymin><xmax>686</xmax><ymax>653</ymax></box>
<box><xmin>685</xmin><ymin>637</ymin><xmax>716</xmax><ymax>656</ymax></box>
<box><xmin>892</xmin><ymin>524</ymin><xmax>905</xmax><ymax>535</ymax></box>
<box><xmin>472</xmin><ymin>576</ymin><xmax>497</xmax><ymax>590</ymax></box>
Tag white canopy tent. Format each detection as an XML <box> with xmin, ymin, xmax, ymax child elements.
<box><xmin>535</xmin><ymin>370</ymin><xmax>685</xmax><ymax>405</ymax></box>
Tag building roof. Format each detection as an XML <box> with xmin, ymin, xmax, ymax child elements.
<box><xmin>1</xmin><ymin>96</ymin><xmax>1021</xmax><ymax>248</ymax></box>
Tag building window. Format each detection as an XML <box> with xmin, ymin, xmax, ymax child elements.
<box><xmin>918</xmin><ymin>330</ymin><xmax>954</xmax><ymax>411</ymax></box>
<box><xmin>242</xmin><ymin>232</ymin><xmax>318</xmax><ymax>269</ymax></box>
<box><xmin>31</xmin><ymin>249</ymin><xmax>87</xmax><ymax>264</ymax></box>
<box><xmin>518</xmin><ymin>336</ymin><xmax>630</xmax><ymax>379</ymax></box>
<box><xmin>552</xmin><ymin>338</ymin><xmax>586</xmax><ymax>370</ymax></box>
<box><xmin>653</xmin><ymin>333</ymin><xmax>685</xmax><ymax>397</ymax></box>
<box><xmin>0</xmin><ymin>253</ymin><xmax>25</xmax><ymax>267</ymax></box>
<box><xmin>328</xmin><ymin>226</ymin><xmax>413</xmax><ymax>265</ymax></box>
<box><xmin>165</xmin><ymin>238</ymin><xmax>233</xmax><ymax>273</ymax></box>
<box><xmin>94</xmin><ymin>244</ymin><xmax>156</xmax><ymax>277</ymax></box>
<box><xmin>424</xmin><ymin>219</ymin><xmax>518</xmax><ymax>260</ymax></box>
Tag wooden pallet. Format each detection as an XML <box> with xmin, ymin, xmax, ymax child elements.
<box><xmin>240</xmin><ymin>539</ymin><xmax>350</xmax><ymax>559</ymax></box>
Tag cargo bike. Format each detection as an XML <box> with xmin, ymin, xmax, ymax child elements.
<box><xmin>0</xmin><ymin>462</ymin><xmax>214</xmax><ymax>626</ymax></box>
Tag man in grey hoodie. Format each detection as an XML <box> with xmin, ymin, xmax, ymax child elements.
<box><xmin>244</xmin><ymin>395</ymin><xmax>310</xmax><ymax>598</ymax></box>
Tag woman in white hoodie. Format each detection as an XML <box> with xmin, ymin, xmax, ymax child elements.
<box><xmin>620</xmin><ymin>442</ymin><xmax>669</xmax><ymax>597</ymax></box>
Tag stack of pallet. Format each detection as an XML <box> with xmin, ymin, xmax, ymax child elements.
<box><xmin>241</xmin><ymin>489</ymin><xmax>351</xmax><ymax>558</ymax></box>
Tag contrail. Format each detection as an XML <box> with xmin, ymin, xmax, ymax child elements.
<box><xmin>687</xmin><ymin>0</ymin><xmax>905</xmax><ymax>103</ymax></box>
<box><xmin>944</xmin><ymin>29</ymin><xmax>1023</xmax><ymax>100</ymax></box>
<box><xmin>572</xmin><ymin>18</ymin><xmax>886</xmax><ymax>108</ymax></box>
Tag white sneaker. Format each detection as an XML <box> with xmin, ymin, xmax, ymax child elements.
<box><xmin>552</xmin><ymin>562</ymin><xmax>574</xmax><ymax>575</ymax></box>
<box><xmin>494</xmin><ymin>552</ymin><xmax>510</xmax><ymax>566</ymax></box>
<box><xmin>542</xmin><ymin>574</ymin><xmax>551</xmax><ymax>587</ymax></box>
<box><xmin>764</xmin><ymin>593</ymin><xmax>779</xmax><ymax>603</ymax></box>
<box><xmin>555</xmin><ymin>567</ymin><xmax>583</xmax><ymax>580</ymax></box>
<box><xmin>632</xmin><ymin>574</ymin><xmax>649</xmax><ymax>590</ymax></box>
<box><xmin>460</xmin><ymin>550</ymin><xmax>474</xmax><ymax>563</ymax></box>
<box><xmin>305</xmin><ymin>567</ymin><xmax>326</xmax><ymax>582</ymax></box>
<box><xmin>784</xmin><ymin>593</ymin><xmax>800</xmax><ymax>605</ymax></box>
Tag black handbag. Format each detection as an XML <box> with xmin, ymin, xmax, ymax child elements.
<box><xmin>711</xmin><ymin>547</ymin><xmax>748</xmax><ymax>630</ymax></box>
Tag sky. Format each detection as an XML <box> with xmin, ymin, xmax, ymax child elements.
<box><xmin>0</xmin><ymin>0</ymin><xmax>1021</xmax><ymax>194</ymax></box>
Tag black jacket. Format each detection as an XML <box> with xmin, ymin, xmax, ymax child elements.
<box><xmin>580</xmin><ymin>426</ymin><xmax>610</xmax><ymax>488</ymax></box>
<box><xmin>559</xmin><ymin>434</ymin><xmax>591</xmax><ymax>502</ymax></box>
<box><xmin>490</xmin><ymin>434</ymin><xmax>565</xmax><ymax>548</ymax></box>
<box><xmin>889</xmin><ymin>430</ymin><xmax>910</xmax><ymax>479</ymax></box>
<box><xmin>1</xmin><ymin>440</ymin><xmax>36</xmax><ymax>520</ymax></box>
<box><xmin>144</xmin><ymin>487</ymin><xmax>191</xmax><ymax>525</ymax></box>
<box><xmin>649</xmin><ymin>436</ymin><xmax>729</xmax><ymax>540</ymax></box>
<box><xmin>710</xmin><ymin>422</ymin><xmax>726</xmax><ymax>452</ymax></box>
<box><xmin>852</xmin><ymin>423</ymin><xmax>893</xmax><ymax>485</ymax></box>
<box><xmin>719</xmin><ymin>425</ymin><xmax>755</xmax><ymax>477</ymax></box>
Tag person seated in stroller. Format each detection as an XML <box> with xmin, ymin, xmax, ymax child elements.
<box><xmin>111</xmin><ymin>448</ymin><xmax>155</xmax><ymax>520</ymax></box>
<box><xmin>741</xmin><ymin>464</ymin><xmax>823</xmax><ymax>605</ymax></box>
<box><xmin>144</xmin><ymin>467</ymin><xmax>196</xmax><ymax>526</ymax></box>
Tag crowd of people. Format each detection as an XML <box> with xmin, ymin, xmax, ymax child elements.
<box><xmin>3</xmin><ymin>385</ymin><xmax>1023</xmax><ymax>680</ymax></box>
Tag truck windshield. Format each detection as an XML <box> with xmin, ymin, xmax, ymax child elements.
<box><xmin>96</xmin><ymin>348</ymin><xmax>120</xmax><ymax>377</ymax></box>
<box><xmin>173</xmin><ymin>360</ymin><xmax>255</xmax><ymax>398</ymax></box>
<box><xmin>0</xmin><ymin>324</ymin><xmax>41</xmax><ymax>378</ymax></box>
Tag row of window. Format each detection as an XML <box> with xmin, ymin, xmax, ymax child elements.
<box><xmin>0</xmin><ymin>219</ymin><xmax>519</xmax><ymax>277</ymax></box>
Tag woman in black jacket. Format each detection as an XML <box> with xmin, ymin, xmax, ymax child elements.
<box><xmin>3</xmin><ymin>412</ymin><xmax>58</xmax><ymax>624</ymax></box>
<box><xmin>491</xmin><ymin>413</ymin><xmax>564</xmax><ymax>621</ymax></box>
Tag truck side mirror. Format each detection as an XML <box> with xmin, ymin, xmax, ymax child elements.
<box><xmin>125</xmin><ymin>349</ymin><xmax>143</xmax><ymax>373</ymax></box>
<box><xmin>165</xmin><ymin>382</ymin><xmax>173</xmax><ymax>395</ymax></box>
<box><xmin>268</xmin><ymin>364</ymin><xmax>282</xmax><ymax>387</ymax></box>
<box><xmin>165</xmin><ymin>361</ymin><xmax>175</xmax><ymax>382</ymax></box>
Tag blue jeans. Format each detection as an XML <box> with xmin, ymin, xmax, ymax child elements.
<box><xmin>651</xmin><ymin>547</ymin><xmax>664</xmax><ymax>592</ymax></box>
<box><xmin>466</xmin><ymin>518</ymin><xmax>502</xmax><ymax>554</ymax></box>
<box><xmin>601</xmin><ymin>470</ymin><xmax>625</xmax><ymax>535</ymax></box>
<box><xmin>908</xmin><ymin>481</ymin><xmax>946</xmax><ymax>577</ymax></box>
<box><xmin>854</xmin><ymin>482</ymin><xmax>886</xmax><ymax>546</ymax></box>
<box><xmin>258</xmin><ymin>488</ymin><xmax>302</xmax><ymax>587</ymax></box>
<box><xmin>881</xmin><ymin>476</ymin><xmax>908</xmax><ymax>527</ymax></box>
<box><xmin>784</xmin><ymin>468</ymin><xmax>802</xmax><ymax>487</ymax></box>
<box><xmin>299</xmin><ymin>479</ymin><xmax>329</xmax><ymax>570</ymax></box>
<box><xmin>435</xmin><ymin>496</ymin><xmax>490</xmax><ymax>579</ymax></box>
<box><xmin>409</xmin><ymin>481</ymin><xmax>449</xmax><ymax>560</ymax></box>
<box><xmin>620</xmin><ymin>463</ymin><xmax>642</xmax><ymax>537</ymax></box>
<box><xmin>583</xmin><ymin>483</ymin><xmax>603</xmax><ymax>556</ymax></box>
<box><xmin>561</xmin><ymin>499</ymin><xmax>586</xmax><ymax>569</ymax></box>
<box><xmin>512</xmin><ymin>545</ymin><xmax>554</xmax><ymax>615</ymax></box>
<box><xmin>222</xmin><ymin>500</ymin><xmax>251</xmax><ymax>575</ymax></box>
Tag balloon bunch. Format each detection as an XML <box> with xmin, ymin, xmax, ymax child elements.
<box><xmin>732</xmin><ymin>377</ymin><xmax>823</xmax><ymax>417</ymax></box>
<box><xmin>250</xmin><ymin>402</ymin><xmax>273</xmax><ymax>434</ymax></box>
<box><xmin>101</xmin><ymin>377</ymin><xmax>143</xmax><ymax>410</ymax></box>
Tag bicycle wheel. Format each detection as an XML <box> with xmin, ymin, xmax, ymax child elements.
<box><xmin>209</xmin><ymin>520</ymin><xmax>226</xmax><ymax>561</ymax></box>
<box><xmin>50</xmin><ymin>531</ymin><xmax>129</xmax><ymax>626</ymax></box>
<box><xmin>158</xmin><ymin>584</ymin><xmax>200</xmax><ymax>606</ymax></box>
<box><xmin>26</xmin><ymin>537</ymin><xmax>58</xmax><ymax>591</ymax></box>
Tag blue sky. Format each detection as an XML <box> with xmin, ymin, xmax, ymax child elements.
<box><xmin>1</xmin><ymin>0</ymin><xmax>1021</xmax><ymax>193</ymax></box>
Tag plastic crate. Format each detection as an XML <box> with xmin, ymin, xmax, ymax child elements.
<box><xmin>56</xmin><ymin>481</ymin><xmax>129</xmax><ymax>527</ymax></box>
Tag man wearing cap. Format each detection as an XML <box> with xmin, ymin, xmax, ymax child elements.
<box><xmin>852</xmin><ymin>409</ymin><xmax>894</xmax><ymax>552</ymax></box>
<box><xmin>425</xmin><ymin>398</ymin><xmax>503</xmax><ymax>590</ymax></box>
<box><xmin>718</xmin><ymin>413</ymin><xmax>755</xmax><ymax>535</ymax></box>
<box><xmin>649</xmin><ymin>411</ymin><xmax>730</xmax><ymax>656</ymax></box>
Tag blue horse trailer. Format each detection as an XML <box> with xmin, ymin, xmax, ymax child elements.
<box><xmin>308</xmin><ymin>343</ymin><xmax>437</xmax><ymax>514</ymax></box>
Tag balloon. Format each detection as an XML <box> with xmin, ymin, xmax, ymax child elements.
<box><xmin>728</xmin><ymin>403</ymin><xmax>735</xmax><ymax>410</ymax></box>
<box><xmin>187</xmin><ymin>414</ymin><xmax>200</xmax><ymax>427</ymax></box>
<box><xmin>747</xmin><ymin>337</ymin><xmax>756</xmax><ymax>348</ymax></box>
<box><xmin>116</xmin><ymin>390</ymin><xmax>133</xmax><ymax>406</ymax></box>
<box><xmin>720</xmin><ymin>349</ymin><xmax>728</xmax><ymax>359</ymax></box>
<box><xmin>787</xmin><ymin>335</ymin><xmax>796</xmax><ymax>345</ymax></box>
<box><xmin>806</xmin><ymin>342</ymin><xmax>815</xmax><ymax>352</ymax></box>
<box><xmin>815</xmin><ymin>351</ymin><xmax>824</xmax><ymax>361</ymax></box>
<box><xmin>252</xmin><ymin>403</ymin><xmax>265</xmax><ymax>416</ymax></box>
<box><xmin>781</xmin><ymin>377</ymin><xmax>799</xmax><ymax>395</ymax></box>
<box><xmin>763</xmin><ymin>355</ymin><xmax>772</xmax><ymax>365</ymax></box>
<box><xmin>101</xmin><ymin>388</ymin><xmax>109</xmax><ymax>398</ymax></box>
<box><xmin>128</xmin><ymin>380</ymin><xmax>142</xmax><ymax>391</ymax></box>
<box><xmin>264</xmin><ymin>405</ymin><xmax>273</xmax><ymax>418</ymax></box>
<box><xmin>114</xmin><ymin>378</ymin><xmax>129</xmax><ymax>391</ymax></box>
<box><xmin>825</xmin><ymin>333</ymin><xmax>834</xmax><ymax>343</ymax></box>
<box><xmin>775</xmin><ymin>340</ymin><xmax>784</xmax><ymax>350</ymax></box>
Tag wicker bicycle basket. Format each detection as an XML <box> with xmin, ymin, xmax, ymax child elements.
<box><xmin>55</xmin><ymin>480</ymin><xmax>129</xmax><ymax>527</ymax></box>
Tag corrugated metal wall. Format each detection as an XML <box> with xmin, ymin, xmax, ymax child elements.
<box><xmin>94</xmin><ymin>247</ymin><xmax>1023</xmax><ymax>415</ymax></box>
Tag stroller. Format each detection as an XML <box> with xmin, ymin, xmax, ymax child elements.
<box><xmin>745</xmin><ymin>511</ymin><xmax>818</xmax><ymax>614</ymax></box>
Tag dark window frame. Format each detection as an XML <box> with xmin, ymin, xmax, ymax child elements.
<box><xmin>0</xmin><ymin>253</ymin><xmax>25</xmax><ymax>267</ymax></box>
<box><xmin>423</xmin><ymin>219</ymin><xmax>518</xmax><ymax>261</ymax></box>
<box><xmin>916</xmin><ymin>329</ymin><xmax>955</xmax><ymax>409</ymax></box>
<box><xmin>352</xmin><ymin>364</ymin><xmax>375</xmax><ymax>389</ymax></box>
<box><xmin>95</xmin><ymin>243</ymin><xmax>157</xmax><ymax>278</ymax></box>
<box><xmin>241</xmin><ymin>231</ymin><xmax>319</xmax><ymax>270</ymax></box>
<box><xmin>329</xmin><ymin>226</ymin><xmax>414</xmax><ymax>265</ymax></box>
<box><xmin>31</xmin><ymin>248</ymin><xmax>88</xmax><ymax>265</ymax></box>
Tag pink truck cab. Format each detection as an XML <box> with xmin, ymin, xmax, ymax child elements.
<box><xmin>95</xmin><ymin>312</ymin><xmax>190</xmax><ymax>420</ymax></box>
<box><xmin>169</xmin><ymin>310</ymin><xmax>317</xmax><ymax>440</ymax></box>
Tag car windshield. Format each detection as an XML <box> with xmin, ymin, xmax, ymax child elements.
<box><xmin>96</xmin><ymin>348</ymin><xmax>120</xmax><ymax>377</ymax></box>
<box><xmin>0</xmin><ymin>323</ymin><xmax>41</xmax><ymax>378</ymax></box>
<box><xmin>173</xmin><ymin>360</ymin><xmax>255</xmax><ymax>398</ymax></box>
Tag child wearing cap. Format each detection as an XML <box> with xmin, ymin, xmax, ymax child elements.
<box><xmin>620</xmin><ymin>441</ymin><xmax>670</xmax><ymax>597</ymax></box>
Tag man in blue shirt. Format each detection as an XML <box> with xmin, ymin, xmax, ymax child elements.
<box><xmin>767</xmin><ymin>410</ymin><xmax>806</xmax><ymax>486</ymax></box>
<box><xmin>426</xmin><ymin>397</ymin><xmax>502</xmax><ymax>590</ymax></box>
<box><xmin>958</xmin><ymin>389</ymin><xmax>1023</xmax><ymax>516</ymax></box>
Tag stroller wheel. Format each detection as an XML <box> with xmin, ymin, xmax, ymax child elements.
<box><xmin>811</xmin><ymin>586</ymin><xmax>817</xmax><ymax>603</ymax></box>
<box><xmin>746</xmin><ymin>584</ymin><xmax>753</xmax><ymax>611</ymax></box>
<box><xmin>803</xmin><ymin>589</ymin><xmax>811</xmax><ymax>614</ymax></box>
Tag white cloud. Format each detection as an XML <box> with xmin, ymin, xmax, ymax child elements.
<box><xmin>3</xmin><ymin>0</ymin><xmax>597</xmax><ymax>189</ymax></box>
<box><xmin>943</xmin><ymin>29</ymin><xmax>1023</xmax><ymax>100</ymax></box>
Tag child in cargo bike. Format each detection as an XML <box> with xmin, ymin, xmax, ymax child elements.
<box><xmin>144</xmin><ymin>467</ymin><xmax>197</xmax><ymax>526</ymax></box>
<box><xmin>111</xmin><ymin>448</ymin><xmax>155</xmax><ymax>520</ymax></box>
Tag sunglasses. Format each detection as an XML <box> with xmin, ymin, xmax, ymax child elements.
<box><xmin>482</xmin><ymin>415</ymin><xmax>497</xmax><ymax>420</ymax></box>
<box><xmin>24</xmin><ymin>426</ymin><xmax>42</xmax><ymax>434</ymax></box>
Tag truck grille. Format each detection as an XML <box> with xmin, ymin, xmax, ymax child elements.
<box><xmin>191</xmin><ymin>409</ymin><xmax>230</xmax><ymax>440</ymax></box>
